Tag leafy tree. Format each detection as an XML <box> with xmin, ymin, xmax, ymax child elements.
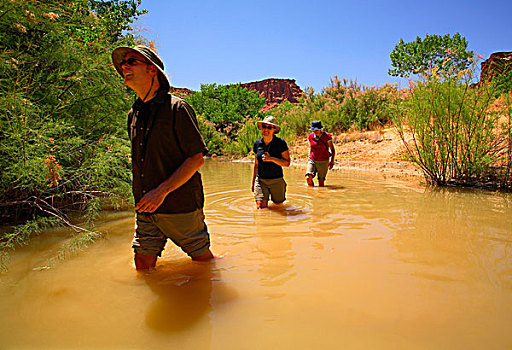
<box><xmin>185</xmin><ymin>83</ymin><xmax>265</xmax><ymax>127</ymax></box>
<box><xmin>89</xmin><ymin>0</ymin><xmax>147</xmax><ymax>43</ymax></box>
<box><xmin>0</xmin><ymin>0</ymin><xmax>146</xmax><ymax>269</ymax></box>
<box><xmin>389</xmin><ymin>33</ymin><xmax>474</xmax><ymax>78</ymax></box>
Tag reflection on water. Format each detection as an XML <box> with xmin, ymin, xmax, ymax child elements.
<box><xmin>0</xmin><ymin>159</ymin><xmax>511</xmax><ymax>349</ymax></box>
<box><xmin>141</xmin><ymin>261</ymin><xmax>215</xmax><ymax>333</ymax></box>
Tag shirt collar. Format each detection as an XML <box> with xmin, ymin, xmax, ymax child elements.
<box><xmin>134</xmin><ymin>89</ymin><xmax>167</xmax><ymax>109</ymax></box>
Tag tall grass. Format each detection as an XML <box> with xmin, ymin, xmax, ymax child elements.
<box><xmin>225</xmin><ymin>119</ymin><xmax>261</xmax><ymax>156</ymax></box>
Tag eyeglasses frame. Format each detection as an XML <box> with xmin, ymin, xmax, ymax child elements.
<box><xmin>261</xmin><ymin>124</ymin><xmax>275</xmax><ymax>130</ymax></box>
<box><xmin>120</xmin><ymin>57</ymin><xmax>151</xmax><ymax>67</ymax></box>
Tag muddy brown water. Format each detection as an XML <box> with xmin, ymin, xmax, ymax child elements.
<box><xmin>0</xmin><ymin>160</ymin><xmax>511</xmax><ymax>349</ymax></box>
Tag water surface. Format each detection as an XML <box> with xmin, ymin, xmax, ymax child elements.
<box><xmin>1</xmin><ymin>160</ymin><xmax>511</xmax><ymax>349</ymax></box>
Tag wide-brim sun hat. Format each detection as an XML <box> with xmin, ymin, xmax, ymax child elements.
<box><xmin>257</xmin><ymin>115</ymin><xmax>281</xmax><ymax>133</ymax></box>
<box><xmin>111</xmin><ymin>45</ymin><xmax>170</xmax><ymax>92</ymax></box>
<box><xmin>309</xmin><ymin>120</ymin><xmax>324</xmax><ymax>131</ymax></box>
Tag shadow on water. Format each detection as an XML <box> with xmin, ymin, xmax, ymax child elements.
<box><xmin>322</xmin><ymin>184</ymin><xmax>346</xmax><ymax>190</ymax></box>
<box><xmin>140</xmin><ymin>260</ymin><xmax>215</xmax><ymax>333</ymax></box>
<box><xmin>140</xmin><ymin>259</ymin><xmax>239</xmax><ymax>334</ymax></box>
<box><xmin>267</xmin><ymin>203</ymin><xmax>308</xmax><ymax>217</ymax></box>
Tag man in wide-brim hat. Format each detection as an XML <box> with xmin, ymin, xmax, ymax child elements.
<box><xmin>112</xmin><ymin>45</ymin><xmax>170</xmax><ymax>95</ymax></box>
<box><xmin>111</xmin><ymin>45</ymin><xmax>214</xmax><ymax>269</ymax></box>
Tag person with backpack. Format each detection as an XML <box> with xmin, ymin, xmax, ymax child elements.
<box><xmin>306</xmin><ymin>121</ymin><xmax>336</xmax><ymax>187</ymax></box>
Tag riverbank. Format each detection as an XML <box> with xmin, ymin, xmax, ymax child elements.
<box><xmin>234</xmin><ymin>127</ymin><xmax>424</xmax><ymax>182</ymax></box>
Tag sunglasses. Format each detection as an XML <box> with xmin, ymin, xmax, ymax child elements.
<box><xmin>120</xmin><ymin>57</ymin><xmax>150</xmax><ymax>66</ymax></box>
<box><xmin>261</xmin><ymin>124</ymin><xmax>275</xmax><ymax>130</ymax></box>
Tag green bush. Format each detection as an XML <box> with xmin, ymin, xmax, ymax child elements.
<box><xmin>197</xmin><ymin>115</ymin><xmax>225</xmax><ymax>156</ymax></box>
<box><xmin>269</xmin><ymin>77</ymin><xmax>402</xmax><ymax>139</ymax></box>
<box><xmin>493</xmin><ymin>68</ymin><xmax>512</xmax><ymax>96</ymax></box>
<box><xmin>0</xmin><ymin>0</ymin><xmax>146</xmax><ymax>269</ymax></box>
<box><xmin>226</xmin><ymin>119</ymin><xmax>261</xmax><ymax>156</ymax></box>
<box><xmin>393</xmin><ymin>60</ymin><xmax>510</xmax><ymax>188</ymax></box>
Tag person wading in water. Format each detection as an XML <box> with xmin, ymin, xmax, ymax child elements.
<box><xmin>251</xmin><ymin>116</ymin><xmax>291</xmax><ymax>209</ymax></box>
<box><xmin>305</xmin><ymin>121</ymin><xmax>336</xmax><ymax>187</ymax></box>
<box><xmin>111</xmin><ymin>45</ymin><xmax>214</xmax><ymax>269</ymax></box>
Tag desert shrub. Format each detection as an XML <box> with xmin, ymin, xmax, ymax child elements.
<box><xmin>493</xmin><ymin>67</ymin><xmax>512</xmax><ymax>96</ymax></box>
<box><xmin>393</xmin><ymin>56</ymin><xmax>511</xmax><ymax>189</ymax></box>
<box><xmin>269</xmin><ymin>77</ymin><xmax>402</xmax><ymax>138</ymax></box>
<box><xmin>270</xmin><ymin>101</ymin><xmax>312</xmax><ymax>139</ymax></box>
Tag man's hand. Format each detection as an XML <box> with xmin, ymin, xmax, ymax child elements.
<box><xmin>135</xmin><ymin>187</ymin><xmax>167</xmax><ymax>213</ymax></box>
<box><xmin>134</xmin><ymin>152</ymin><xmax>205</xmax><ymax>213</ymax></box>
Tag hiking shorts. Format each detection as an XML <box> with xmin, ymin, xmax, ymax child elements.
<box><xmin>132</xmin><ymin>209</ymin><xmax>210</xmax><ymax>258</ymax></box>
<box><xmin>254</xmin><ymin>177</ymin><xmax>287</xmax><ymax>204</ymax></box>
<box><xmin>306</xmin><ymin>159</ymin><xmax>329</xmax><ymax>181</ymax></box>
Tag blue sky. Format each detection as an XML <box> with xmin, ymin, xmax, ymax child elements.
<box><xmin>134</xmin><ymin>0</ymin><xmax>512</xmax><ymax>93</ymax></box>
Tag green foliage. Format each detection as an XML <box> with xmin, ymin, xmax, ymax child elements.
<box><xmin>270</xmin><ymin>77</ymin><xmax>403</xmax><ymax>138</ymax></box>
<box><xmin>197</xmin><ymin>115</ymin><xmax>225</xmax><ymax>156</ymax></box>
<box><xmin>493</xmin><ymin>67</ymin><xmax>512</xmax><ymax>96</ymax></box>
<box><xmin>185</xmin><ymin>83</ymin><xmax>265</xmax><ymax>126</ymax></box>
<box><xmin>393</xmin><ymin>64</ymin><xmax>511</xmax><ymax>188</ymax></box>
<box><xmin>185</xmin><ymin>83</ymin><xmax>265</xmax><ymax>156</ymax></box>
<box><xmin>89</xmin><ymin>0</ymin><xmax>147</xmax><ymax>43</ymax></box>
<box><xmin>0</xmin><ymin>0</ymin><xmax>145</xmax><ymax>267</ymax></box>
<box><xmin>389</xmin><ymin>33</ymin><xmax>474</xmax><ymax>78</ymax></box>
<box><xmin>0</xmin><ymin>216</ymin><xmax>61</xmax><ymax>271</ymax></box>
<box><xmin>183</xmin><ymin>78</ymin><xmax>401</xmax><ymax>156</ymax></box>
<box><xmin>47</xmin><ymin>229</ymin><xmax>103</xmax><ymax>268</ymax></box>
<box><xmin>226</xmin><ymin>119</ymin><xmax>261</xmax><ymax>156</ymax></box>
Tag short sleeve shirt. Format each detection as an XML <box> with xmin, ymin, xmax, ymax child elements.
<box><xmin>309</xmin><ymin>132</ymin><xmax>332</xmax><ymax>161</ymax></box>
<box><xmin>253</xmin><ymin>136</ymin><xmax>289</xmax><ymax>179</ymax></box>
<box><xmin>128</xmin><ymin>91</ymin><xmax>208</xmax><ymax>214</ymax></box>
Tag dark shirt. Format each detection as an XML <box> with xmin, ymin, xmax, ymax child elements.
<box><xmin>128</xmin><ymin>91</ymin><xmax>207</xmax><ymax>214</ymax></box>
<box><xmin>253</xmin><ymin>136</ymin><xmax>289</xmax><ymax>179</ymax></box>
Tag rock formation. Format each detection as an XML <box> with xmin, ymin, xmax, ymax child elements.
<box><xmin>170</xmin><ymin>78</ymin><xmax>303</xmax><ymax>112</ymax></box>
<box><xmin>239</xmin><ymin>78</ymin><xmax>303</xmax><ymax>112</ymax></box>
<box><xmin>480</xmin><ymin>51</ymin><xmax>512</xmax><ymax>82</ymax></box>
<box><xmin>169</xmin><ymin>86</ymin><xmax>192</xmax><ymax>98</ymax></box>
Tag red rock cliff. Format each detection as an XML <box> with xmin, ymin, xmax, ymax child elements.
<box><xmin>239</xmin><ymin>78</ymin><xmax>303</xmax><ymax>112</ymax></box>
<box><xmin>170</xmin><ymin>78</ymin><xmax>303</xmax><ymax>112</ymax></box>
<box><xmin>480</xmin><ymin>51</ymin><xmax>512</xmax><ymax>82</ymax></box>
<box><xmin>169</xmin><ymin>86</ymin><xmax>192</xmax><ymax>98</ymax></box>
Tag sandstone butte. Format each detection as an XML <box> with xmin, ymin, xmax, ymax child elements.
<box><xmin>169</xmin><ymin>78</ymin><xmax>303</xmax><ymax>112</ymax></box>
